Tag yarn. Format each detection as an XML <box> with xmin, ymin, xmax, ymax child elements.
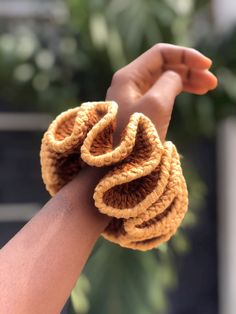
<box><xmin>40</xmin><ymin>101</ymin><xmax>188</xmax><ymax>251</ymax></box>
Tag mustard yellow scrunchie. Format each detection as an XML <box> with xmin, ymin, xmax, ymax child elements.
<box><xmin>40</xmin><ymin>101</ymin><xmax>188</xmax><ymax>251</ymax></box>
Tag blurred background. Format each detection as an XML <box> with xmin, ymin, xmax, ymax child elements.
<box><xmin>0</xmin><ymin>0</ymin><xmax>236</xmax><ymax>313</ymax></box>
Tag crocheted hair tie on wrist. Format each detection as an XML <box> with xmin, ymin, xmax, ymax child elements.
<box><xmin>40</xmin><ymin>101</ymin><xmax>188</xmax><ymax>251</ymax></box>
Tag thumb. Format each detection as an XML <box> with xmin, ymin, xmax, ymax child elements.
<box><xmin>136</xmin><ymin>71</ymin><xmax>182</xmax><ymax>143</ymax></box>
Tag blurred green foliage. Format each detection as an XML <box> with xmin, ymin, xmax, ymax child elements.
<box><xmin>0</xmin><ymin>0</ymin><xmax>235</xmax><ymax>313</ymax></box>
<box><xmin>82</xmin><ymin>239</ymin><xmax>177</xmax><ymax>314</ymax></box>
<box><xmin>0</xmin><ymin>0</ymin><xmax>199</xmax><ymax>113</ymax></box>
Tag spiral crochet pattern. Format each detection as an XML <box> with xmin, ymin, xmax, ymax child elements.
<box><xmin>40</xmin><ymin>101</ymin><xmax>188</xmax><ymax>251</ymax></box>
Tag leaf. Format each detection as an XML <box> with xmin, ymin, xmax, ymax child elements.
<box><xmin>71</xmin><ymin>274</ymin><xmax>91</xmax><ymax>314</ymax></box>
<box><xmin>83</xmin><ymin>239</ymin><xmax>177</xmax><ymax>314</ymax></box>
<box><xmin>171</xmin><ymin>230</ymin><xmax>191</xmax><ymax>254</ymax></box>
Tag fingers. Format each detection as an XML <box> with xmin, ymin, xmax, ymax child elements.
<box><xmin>125</xmin><ymin>43</ymin><xmax>212</xmax><ymax>83</ymax></box>
<box><xmin>110</xmin><ymin>43</ymin><xmax>216</xmax><ymax>98</ymax></box>
<box><xmin>135</xmin><ymin>68</ymin><xmax>217</xmax><ymax>142</ymax></box>
<box><xmin>183</xmin><ymin>69</ymin><xmax>217</xmax><ymax>94</ymax></box>
<box><xmin>157</xmin><ymin>43</ymin><xmax>212</xmax><ymax>69</ymax></box>
<box><xmin>163</xmin><ymin>65</ymin><xmax>218</xmax><ymax>94</ymax></box>
<box><xmin>107</xmin><ymin>43</ymin><xmax>218</xmax><ymax>144</ymax></box>
<box><xmin>136</xmin><ymin>71</ymin><xmax>182</xmax><ymax>143</ymax></box>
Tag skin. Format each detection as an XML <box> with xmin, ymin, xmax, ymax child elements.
<box><xmin>0</xmin><ymin>44</ymin><xmax>217</xmax><ymax>313</ymax></box>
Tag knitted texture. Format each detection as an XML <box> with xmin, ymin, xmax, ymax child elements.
<box><xmin>40</xmin><ymin>101</ymin><xmax>188</xmax><ymax>251</ymax></box>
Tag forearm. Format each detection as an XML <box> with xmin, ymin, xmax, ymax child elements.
<box><xmin>0</xmin><ymin>166</ymin><xmax>110</xmax><ymax>314</ymax></box>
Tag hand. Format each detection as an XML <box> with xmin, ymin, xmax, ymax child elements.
<box><xmin>106</xmin><ymin>43</ymin><xmax>218</xmax><ymax>143</ymax></box>
<box><xmin>0</xmin><ymin>43</ymin><xmax>218</xmax><ymax>314</ymax></box>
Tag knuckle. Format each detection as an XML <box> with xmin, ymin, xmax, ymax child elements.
<box><xmin>165</xmin><ymin>70</ymin><xmax>181</xmax><ymax>80</ymax></box>
<box><xmin>154</xmin><ymin>43</ymin><xmax>164</xmax><ymax>50</ymax></box>
<box><xmin>144</xmin><ymin>92</ymin><xmax>163</xmax><ymax>107</ymax></box>
<box><xmin>111</xmin><ymin>69</ymin><xmax>126</xmax><ymax>85</ymax></box>
<box><xmin>163</xmin><ymin>71</ymin><xmax>182</xmax><ymax>90</ymax></box>
<box><xmin>106</xmin><ymin>86</ymin><xmax>112</xmax><ymax>98</ymax></box>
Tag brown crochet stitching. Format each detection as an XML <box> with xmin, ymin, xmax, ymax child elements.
<box><xmin>40</xmin><ymin>101</ymin><xmax>189</xmax><ymax>251</ymax></box>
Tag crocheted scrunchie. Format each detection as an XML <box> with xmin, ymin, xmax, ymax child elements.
<box><xmin>40</xmin><ymin>101</ymin><xmax>188</xmax><ymax>251</ymax></box>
